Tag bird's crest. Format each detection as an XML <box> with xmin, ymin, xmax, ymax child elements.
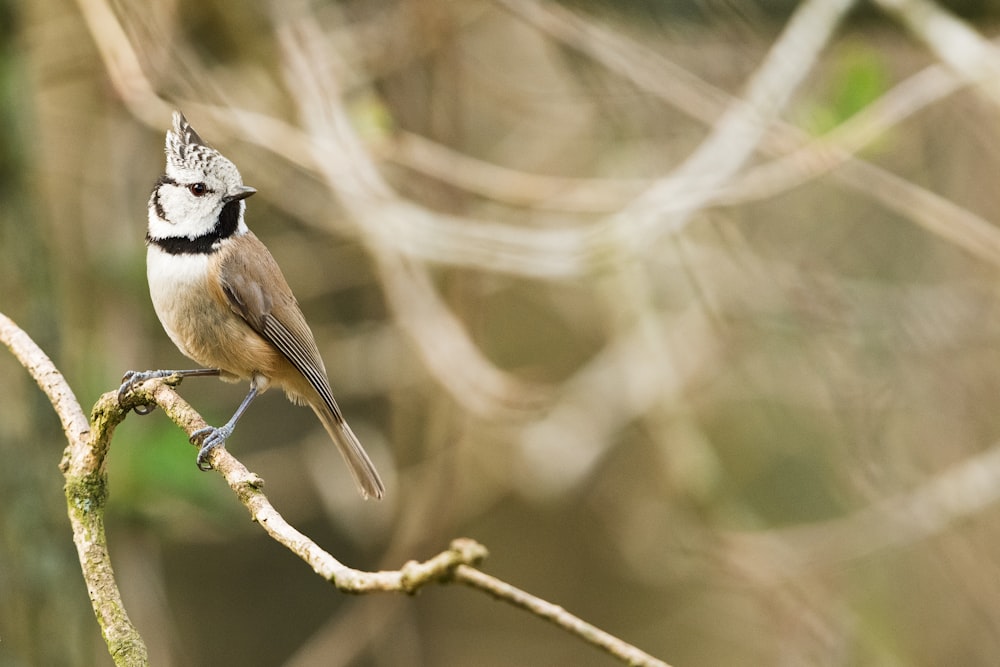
<box><xmin>165</xmin><ymin>111</ymin><xmax>216</xmax><ymax>172</ymax></box>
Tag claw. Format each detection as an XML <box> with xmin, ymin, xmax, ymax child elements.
<box><xmin>190</xmin><ymin>425</ymin><xmax>233</xmax><ymax>471</ymax></box>
<box><xmin>117</xmin><ymin>369</ymin><xmax>172</xmax><ymax>415</ymax></box>
<box><xmin>117</xmin><ymin>368</ymin><xmax>219</xmax><ymax>415</ymax></box>
<box><xmin>118</xmin><ymin>370</ymin><xmax>140</xmax><ymax>403</ymax></box>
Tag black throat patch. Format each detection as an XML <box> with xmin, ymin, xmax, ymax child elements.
<box><xmin>147</xmin><ymin>199</ymin><xmax>243</xmax><ymax>255</ymax></box>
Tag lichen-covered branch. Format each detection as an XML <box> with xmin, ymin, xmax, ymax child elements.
<box><xmin>0</xmin><ymin>312</ymin><xmax>148</xmax><ymax>667</ymax></box>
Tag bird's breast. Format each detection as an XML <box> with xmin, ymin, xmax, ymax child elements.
<box><xmin>146</xmin><ymin>245</ymin><xmax>279</xmax><ymax>379</ymax></box>
<box><xmin>147</xmin><ymin>248</ymin><xmax>213</xmax><ymax>354</ymax></box>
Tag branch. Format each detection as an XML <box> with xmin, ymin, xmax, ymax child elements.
<box><xmin>1</xmin><ymin>312</ymin><xmax>669</xmax><ymax>667</ymax></box>
<box><xmin>0</xmin><ymin>312</ymin><xmax>148</xmax><ymax>666</ymax></box>
<box><xmin>114</xmin><ymin>378</ymin><xmax>490</xmax><ymax>593</ymax></box>
<box><xmin>498</xmin><ymin>0</ymin><xmax>1000</xmax><ymax>269</ymax></box>
<box><xmin>452</xmin><ymin>565</ymin><xmax>669</xmax><ymax>667</ymax></box>
<box><xmin>120</xmin><ymin>379</ymin><xmax>669</xmax><ymax>666</ymax></box>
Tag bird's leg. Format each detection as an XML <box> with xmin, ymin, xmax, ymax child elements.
<box><xmin>118</xmin><ymin>368</ymin><xmax>221</xmax><ymax>415</ymax></box>
<box><xmin>190</xmin><ymin>379</ymin><xmax>261</xmax><ymax>471</ymax></box>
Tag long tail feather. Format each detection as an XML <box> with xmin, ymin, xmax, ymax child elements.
<box><xmin>311</xmin><ymin>403</ymin><xmax>385</xmax><ymax>500</ymax></box>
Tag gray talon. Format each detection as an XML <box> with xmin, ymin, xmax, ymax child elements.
<box><xmin>117</xmin><ymin>370</ymin><xmax>167</xmax><ymax>414</ymax></box>
<box><xmin>191</xmin><ymin>425</ymin><xmax>233</xmax><ymax>471</ymax></box>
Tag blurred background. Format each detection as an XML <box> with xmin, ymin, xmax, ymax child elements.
<box><xmin>6</xmin><ymin>0</ymin><xmax>1000</xmax><ymax>664</ymax></box>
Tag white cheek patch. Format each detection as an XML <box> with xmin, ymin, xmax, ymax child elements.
<box><xmin>147</xmin><ymin>207</ymin><xmax>174</xmax><ymax>239</ymax></box>
<box><xmin>150</xmin><ymin>183</ymin><xmax>223</xmax><ymax>240</ymax></box>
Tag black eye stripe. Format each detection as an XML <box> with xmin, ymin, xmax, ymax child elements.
<box><xmin>153</xmin><ymin>176</ymin><xmax>214</xmax><ymax>196</ymax></box>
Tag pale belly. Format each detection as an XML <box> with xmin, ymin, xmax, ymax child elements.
<box><xmin>146</xmin><ymin>247</ymin><xmax>275</xmax><ymax>381</ymax></box>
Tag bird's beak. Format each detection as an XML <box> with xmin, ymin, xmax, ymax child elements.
<box><xmin>223</xmin><ymin>185</ymin><xmax>257</xmax><ymax>203</ymax></box>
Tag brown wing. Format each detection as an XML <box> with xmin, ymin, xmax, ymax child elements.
<box><xmin>217</xmin><ymin>233</ymin><xmax>336</xmax><ymax>411</ymax></box>
<box><xmin>216</xmin><ymin>233</ymin><xmax>384</xmax><ymax>498</ymax></box>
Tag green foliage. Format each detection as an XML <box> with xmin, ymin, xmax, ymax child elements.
<box><xmin>107</xmin><ymin>421</ymin><xmax>237</xmax><ymax>526</ymax></box>
<box><xmin>801</xmin><ymin>43</ymin><xmax>891</xmax><ymax>136</ymax></box>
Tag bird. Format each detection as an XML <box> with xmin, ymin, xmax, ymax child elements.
<box><xmin>119</xmin><ymin>111</ymin><xmax>385</xmax><ymax>500</ymax></box>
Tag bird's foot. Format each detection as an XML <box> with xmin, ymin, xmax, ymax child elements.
<box><xmin>117</xmin><ymin>369</ymin><xmax>179</xmax><ymax>415</ymax></box>
<box><xmin>190</xmin><ymin>425</ymin><xmax>234</xmax><ymax>471</ymax></box>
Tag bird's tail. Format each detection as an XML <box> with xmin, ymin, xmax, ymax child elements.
<box><xmin>311</xmin><ymin>402</ymin><xmax>385</xmax><ymax>500</ymax></box>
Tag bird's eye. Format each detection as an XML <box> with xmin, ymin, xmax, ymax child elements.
<box><xmin>188</xmin><ymin>182</ymin><xmax>207</xmax><ymax>196</ymax></box>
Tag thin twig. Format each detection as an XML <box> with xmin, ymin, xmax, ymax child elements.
<box><xmin>453</xmin><ymin>565</ymin><xmax>670</xmax><ymax>667</ymax></box>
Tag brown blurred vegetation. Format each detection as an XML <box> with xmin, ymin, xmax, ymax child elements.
<box><xmin>7</xmin><ymin>0</ymin><xmax>1000</xmax><ymax>665</ymax></box>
